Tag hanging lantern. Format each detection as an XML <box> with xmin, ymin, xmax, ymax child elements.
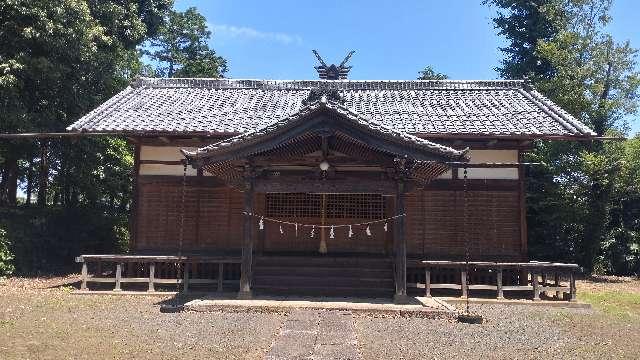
<box><xmin>329</xmin><ymin>226</ymin><xmax>335</xmax><ymax>239</ymax></box>
<box><xmin>348</xmin><ymin>225</ymin><xmax>353</xmax><ymax>238</ymax></box>
<box><xmin>259</xmin><ymin>216</ymin><xmax>264</xmax><ymax>230</ymax></box>
<box><xmin>366</xmin><ymin>225</ymin><xmax>372</xmax><ymax>236</ymax></box>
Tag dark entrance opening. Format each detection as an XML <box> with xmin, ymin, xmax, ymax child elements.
<box><xmin>261</xmin><ymin>193</ymin><xmax>390</xmax><ymax>255</ymax></box>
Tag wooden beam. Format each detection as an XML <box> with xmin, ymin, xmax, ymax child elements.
<box><xmin>139</xmin><ymin>160</ymin><xmax>184</xmax><ymax>165</ymax></box>
<box><xmin>423</xmin><ymin>179</ymin><xmax>519</xmax><ymax>191</ymax></box>
<box><xmin>254</xmin><ymin>178</ymin><xmax>398</xmax><ymax>194</ymax></box>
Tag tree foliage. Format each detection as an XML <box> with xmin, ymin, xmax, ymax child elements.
<box><xmin>0</xmin><ymin>1</ymin><xmax>228</xmax><ymax>274</ymax></box>
<box><xmin>145</xmin><ymin>7</ymin><xmax>227</xmax><ymax>78</ymax></box>
<box><xmin>0</xmin><ymin>227</ymin><xmax>14</xmax><ymax>277</ymax></box>
<box><xmin>418</xmin><ymin>66</ymin><xmax>449</xmax><ymax>80</ymax></box>
<box><xmin>483</xmin><ymin>0</ymin><xmax>561</xmax><ymax>80</ymax></box>
<box><xmin>488</xmin><ymin>0</ymin><xmax>640</xmax><ymax>274</ymax></box>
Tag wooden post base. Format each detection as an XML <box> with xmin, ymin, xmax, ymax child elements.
<box><xmin>237</xmin><ymin>290</ymin><xmax>253</xmax><ymax>300</ymax></box>
<box><xmin>457</xmin><ymin>313</ymin><xmax>483</xmax><ymax>324</ymax></box>
<box><xmin>160</xmin><ymin>304</ymin><xmax>184</xmax><ymax>313</ymax></box>
<box><xmin>393</xmin><ymin>294</ymin><xmax>410</xmax><ymax>304</ymax></box>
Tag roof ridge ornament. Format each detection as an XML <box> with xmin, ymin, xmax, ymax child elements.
<box><xmin>302</xmin><ymin>88</ymin><xmax>344</xmax><ymax>105</ymax></box>
<box><xmin>312</xmin><ymin>50</ymin><xmax>355</xmax><ymax>80</ymax></box>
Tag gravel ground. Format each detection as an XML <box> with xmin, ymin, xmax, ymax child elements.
<box><xmin>1</xmin><ymin>275</ymin><xmax>639</xmax><ymax>359</ymax></box>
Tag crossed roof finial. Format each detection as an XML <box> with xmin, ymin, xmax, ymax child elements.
<box><xmin>312</xmin><ymin>50</ymin><xmax>355</xmax><ymax>80</ymax></box>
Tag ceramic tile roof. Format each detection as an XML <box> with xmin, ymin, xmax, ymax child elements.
<box><xmin>67</xmin><ymin>78</ymin><xmax>596</xmax><ymax>138</ymax></box>
<box><xmin>182</xmin><ymin>96</ymin><xmax>469</xmax><ymax>162</ymax></box>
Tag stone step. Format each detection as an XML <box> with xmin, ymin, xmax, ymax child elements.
<box><xmin>256</xmin><ymin>266</ymin><xmax>392</xmax><ymax>278</ymax></box>
<box><xmin>252</xmin><ymin>285</ymin><xmax>395</xmax><ymax>298</ymax></box>
<box><xmin>254</xmin><ymin>275</ymin><xmax>394</xmax><ymax>289</ymax></box>
<box><xmin>255</xmin><ymin>256</ymin><xmax>392</xmax><ymax>269</ymax></box>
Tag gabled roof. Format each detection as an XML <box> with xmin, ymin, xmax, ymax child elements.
<box><xmin>67</xmin><ymin>78</ymin><xmax>596</xmax><ymax>139</ymax></box>
<box><xmin>182</xmin><ymin>96</ymin><xmax>468</xmax><ymax>165</ymax></box>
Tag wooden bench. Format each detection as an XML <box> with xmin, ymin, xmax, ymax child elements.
<box><xmin>417</xmin><ymin>261</ymin><xmax>580</xmax><ymax>302</ymax></box>
<box><xmin>75</xmin><ymin>255</ymin><xmax>241</xmax><ymax>293</ymax></box>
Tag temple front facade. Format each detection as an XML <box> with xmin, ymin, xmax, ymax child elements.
<box><xmin>69</xmin><ymin>72</ymin><xmax>594</xmax><ymax>300</ymax></box>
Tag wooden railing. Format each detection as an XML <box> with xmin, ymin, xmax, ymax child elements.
<box><xmin>413</xmin><ymin>261</ymin><xmax>580</xmax><ymax>302</ymax></box>
<box><xmin>75</xmin><ymin>255</ymin><xmax>241</xmax><ymax>293</ymax></box>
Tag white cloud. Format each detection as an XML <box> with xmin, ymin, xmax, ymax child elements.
<box><xmin>210</xmin><ymin>24</ymin><xmax>303</xmax><ymax>45</ymax></box>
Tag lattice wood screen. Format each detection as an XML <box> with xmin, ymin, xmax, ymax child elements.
<box><xmin>265</xmin><ymin>193</ymin><xmax>384</xmax><ymax>219</ymax></box>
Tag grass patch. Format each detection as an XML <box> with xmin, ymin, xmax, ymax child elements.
<box><xmin>579</xmin><ymin>290</ymin><xmax>640</xmax><ymax>320</ymax></box>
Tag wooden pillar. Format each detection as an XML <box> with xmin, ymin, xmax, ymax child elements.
<box><xmin>148</xmin><ymin>262</ymin><xmax>155</xmax><ymax>292</ymax></box>
<box><xmin>80</xmin><ymin>261</ymin><xmax>88</xmax><ymax>291</ymax></box>
<box><xmin>569</xmin><ymin>271</ymin><xmax>577</xmax><ymax>302</ymax></box>
<box><xmin>114</xmin><ymin>263</ymin><xmax>122</xmax><ymax>292</ymax></box>
<box><xmin>393</xmin><ymin>179</ymin><xmax>408</xmax><ymax>304</ymax></box>
<box><xmin>532</xmin><ymin>271</ymin><xmax>540</xmax><ymax>301</ymax></box>
<box><xmin>183</xmin><ymin>263</ymin><xmax>190</xmax><ymax>293</ymax></box>
<box><xmin>217</xmin><ymin>263</ymin><xmax>224</xmax><ymax>293</ymax></box>
<box><xmin>238</xmin><ymin>173</ymin><xmax>255</xmax><ymax>299</ymax></box>
<box><xmin>461</xmin><ymin>269</ymin><xmax>468</xmax><ymax>298</ymax></box>
<box><xmin>424</xmin><ymin>268</ymin><xmax>431</xmax><ymax>298</ymax></box>
<box><xmin>496</xmin><ymin>268</ymin><xmax>504</xmax><ymax>299</ymax></box>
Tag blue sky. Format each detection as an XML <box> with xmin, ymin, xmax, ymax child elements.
<box><xmin>174</xmin><ymin>0</ymin><xmax>640</xmax><ymax>133</ymax></box>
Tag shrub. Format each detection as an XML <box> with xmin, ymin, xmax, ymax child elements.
<box><xmin>0</xmin><ymin>228</ymin><xmax>15</xmax><ymax>277</ymax></box>
<box><xmin>1</xmin><ymin>207</ymin><xmax>128</xmax><ymax>275</ymax></box>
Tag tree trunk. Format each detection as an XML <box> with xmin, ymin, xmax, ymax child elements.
<box><xmin>26</xmin><ymin>157</ymin><xmax>34</xmax><ymax>205</ymax></box>
<box><xmin>6</xmin><ymin>156</ymin><xmax>18</xmax><ymax>205</ymax></box>
<box><xmin>1</xmin><ymin>151</ymin><xmax>19</xmax><ymax>206</ymax></box>
<box><xmin>37</xmin><ymin>140</ymin><xmax>49</xmax><ymax>207</ymax></box>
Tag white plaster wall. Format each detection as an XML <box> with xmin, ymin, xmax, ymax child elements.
<box><xmin>139</xmin><ymin>146</ymin><xmax>198</xmax><ymax>176</ymax></box>
<box><xmin>138</xmin><ymin>146</ymin><xmax>519</xmax><ymax>180</ymax></box>
<box><xmin>140</xmin><ymin>146</ymin><xmax>196</xmax><ymax>161</ymax></box>
<box><xmin>457</xmin><ymin>150</ymin><xmax>519</xmax><ymax>179</ymax></box>
<box><xmin>139</xmin><ymin>164</ymin><xmax>198</xmax><ymax>176</ymax></box>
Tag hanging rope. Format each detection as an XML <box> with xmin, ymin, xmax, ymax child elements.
<box><xmin>244</xmin><ymin>212</ymin><xmax>406</xmax><ymax>228</ymax></box>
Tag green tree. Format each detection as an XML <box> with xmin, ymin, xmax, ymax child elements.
<box><xmin>418</xmin><ymin>66</ymin><xmax>449</xmax><ymax>80</ymax></box>
<box><xmin>0</xmin><ymin>0</ymin><xmax>172</xmax><ymax>207</ymax></box>
<box><xmin>0</xmin><ymin>0</ymin><xmax>172</xmax><ymax>273</ymax></box>
<box><xmin>487</xmin><ymin>0</ymin><xmax>640</xmax><ymax>273</ymax></box>
<box><xmin>146</xmin><ymin>7</ymin><xmax>227</xmax><ymax>78</ymax></box>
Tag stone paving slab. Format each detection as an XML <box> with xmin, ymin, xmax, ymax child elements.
<box><xmin>265</xmin><ymin>309</ymin><xmax>361</xmax><ymax>360</ymax></box>
<box><xmin>441</xmin><ymin>297</ymin><xmax>592</xmax><ymax>309</ymax></box>
<box><xmin>184</xmin><ymin>296</ymin><xmax>455</xmax><ymax>319</ymax></box>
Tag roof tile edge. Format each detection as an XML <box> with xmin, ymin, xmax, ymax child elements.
<box><xmin>133</xmin><ymin>77</ymin><xmax>526</xmax><ymax>91</ymax></box>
